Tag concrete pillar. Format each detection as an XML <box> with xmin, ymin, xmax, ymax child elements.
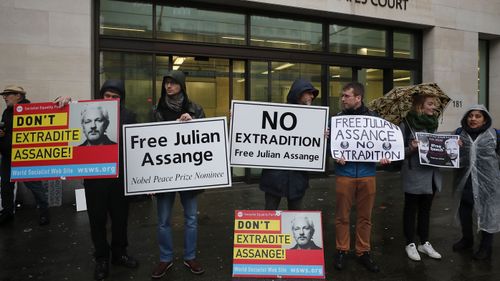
<box><xmin>422</xmin><ymin>27</ymin><xmax>478</xmax><ymax>131</ymax></box>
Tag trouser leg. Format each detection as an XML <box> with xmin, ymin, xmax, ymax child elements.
<box><xmin>180</xmin><ymin>191</ymin><xmax>198</xmax><ymax>261</ymax></box>
<box><xmin>403</xmin><ymin>193</ymin><xmax>418</xmax><ymax>245</ymax></box>
<box><xmin>109</xmin><ymin>185</ymin><xmax>129</xmax><ymax>258</ymax></box>
<box><xmin>416</xmin><ymin>193</ymin><xmax>434</xmax><ymax>243</ymax></box>
<box><xmin>355</xmin><ymin>177</ymin><xmax>376</xmax><ymax>255</ymax></box>
<box><xmin>156</xmin><ymin>192</ymin><xmax>176</xmax><ymax>262</ymax></box>
<box><xmin>287</xmin><ymin>197</ymin><xmax>303</xmax><ymax>210</ymax></box>
<box><xmin>85</xmin><ymin>186</ymin><xmax>110</xmax><ymax>260</ymax></box>
<box><xmin>264</xmin><ymin>193</ymin><xmax>281</xmax><ymax>210</ymax></box>
<box><xmin>24</xmin><ymin>181</ymin><xmax>49</xmax><ymax>211</ymax></box>
<box><xmin>335</xmin><ymin>176</ymin><xmax>355</xmax><ymax>251</ymax></box>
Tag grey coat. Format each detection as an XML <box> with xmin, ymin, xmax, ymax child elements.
<box><xmin>454</xmin><ymin>105</ymin><xmax>500</xmax><ymax>233</ymax></box>
<box><xmin>399</xmin><ymin>120</ymin><xmax>442</xmax><ymax>194</ymax></box>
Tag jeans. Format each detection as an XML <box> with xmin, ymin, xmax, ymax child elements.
<box><xmin>157</xmin><ymin>191</ymin><xmax>198</xmax><ymax>262</ymax></box>
<box><xmin>23</xmin><ymin>181</ymin><xmax>49</xmax><ymax>211</ymax></box>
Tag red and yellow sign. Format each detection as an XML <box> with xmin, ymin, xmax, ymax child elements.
<box><xmin>10</xmin><ymin>100</ymin><xmax>119</xmax><ymax>181</ymax></box>
<box><xmin>232</xmin><ymin>210</ymin><xmax>325</xmax><ymax>279</ymax></box>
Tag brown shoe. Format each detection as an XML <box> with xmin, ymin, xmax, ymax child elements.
<box><xmin>183</xmin><ymin>259</ymin><xmax>205</xmax><ymax>275</ymax></box>
<box><xmin>151</xmin><ymin>261</ymin><xmax>173</xmax><ymax>279</ymax></box>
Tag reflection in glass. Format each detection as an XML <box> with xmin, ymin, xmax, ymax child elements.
<box><xmin>156</xmin><ymin>5</ymin><xmax>245</xmax><ymax>45</ymax></box>
<box><xmin>250</xmin><ymin>61</ymin><xmax>269</xmax><ymax>102</ymax></box>
<box><xmin>393</xmin><ymin>69</ymin><xmax>415</xmax><ymax>87</ymax></box>
<box><xmin>100</xmin><ymin>51</ymin><xmax>153</xmax><ymax>122</ymax></box>
<box><xmin>100</xmin><ymin>0</ymin><xmax>153</xmax><ymax>38</ymax></box>
<box><xmin>233</xmin><ymin>61</ymin><xmax>246</xmax><ymax>101</ymax></box>
<box><xmin>270</xmin><ymin>62</ymin><xmax>321</xmax><ymax>104</ymax></box>
<box><xmin>232</xmin><ymin>60</ymin><xmax>246</xmax><ymax>178</ymax></box>
<box><xmin>394</xmin><ymin>32</ymin><xmax>415</xmax><ymax>59</ymax></box>
<box><xmin>330</xmin><ymin>25</ymin><xmax>386</xmax><ymax>56</ymax></box>
<box><xmin>329</xmin><ymin>66</ymin><xmax>353</xmax><ymax>115</ymax></box>
<box><xmin>251</xmin><ymin>16</ymin><xmax>322</xmax><ymax>51</ymax></box>
<box><xmin>357</xmin><ymin>68</ymin><xmax>384</xmax><ymax>104</ymax></box>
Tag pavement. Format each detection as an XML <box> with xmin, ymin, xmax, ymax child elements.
<box><xmin>0</xmin><ymin>171</ymin><xmax>498</xmax><ymax>281</ymax></box>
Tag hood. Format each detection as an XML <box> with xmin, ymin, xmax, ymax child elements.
<box><xmin>460</xmin><ymin>104</ymin><xmax>492</xmax><ymax>129</ymax></box>
<box><xmin>99</xmin><ymin>80</ymin><xmax>126</xmax><ymax>102</ymax></box>
<box><xmin>161</xmin><ymin>70</ymin><xmax>187</xmax><ymax>97</ymax></box>
<box><xmin>286</xmin><ymin>78</ymin><xmax>319</xmax><ymax>104</ymax></box>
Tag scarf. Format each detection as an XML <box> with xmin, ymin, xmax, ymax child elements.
<box><xmin>405</xmin><ymin>110</ymin><xmax>438</xmax><ymax>132</ymax></box>
<box><xmin>164</xmin><ymin>92</ymin><xmax>184</xmax><ymax>113</ymax></box>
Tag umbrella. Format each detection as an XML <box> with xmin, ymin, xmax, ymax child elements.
<box><xmin>368</xmin><ymin>82</ymin><xmax>450</xmax><ymax>125</ymax></box>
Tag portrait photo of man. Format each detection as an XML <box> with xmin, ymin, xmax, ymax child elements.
<box><xmin>77</xmin><ymin>103</ymin><xmax>117</xmax><ymax>146</ymax></box>
<box><xmin>417</xmin><ymin>135</ymin><xmax>430</xmax><ymax>164</ymax></box>
<box><xmin>444</xmin><ymin>138</ymin><xmax>459</xmax><ymax>167</ymax></box>
<box><xmin>288</xmin><ymin>215</ymin><xmax>322</xmax><ymax>250</ymax></box>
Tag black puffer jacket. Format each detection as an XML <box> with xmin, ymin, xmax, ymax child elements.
<box><xmin>259</xmin><ymin>78</ymin><xmax>318</xmax><ymax>200</ymax></box>
<box><xmin>84</xmin><ymin>80</ymin><xmax>137</xmax><ymax>188</ymax></box>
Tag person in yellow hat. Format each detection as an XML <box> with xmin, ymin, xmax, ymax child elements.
<box><xmin>0</xmin><ymin>85</ymin><xmax>50</xmax><ymax>226</ymax></box>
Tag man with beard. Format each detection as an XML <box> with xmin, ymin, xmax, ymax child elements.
<box><xmin>290</xmin><ymin>216</ymin><xmax>321</xmax><ymax>250</ymax></box>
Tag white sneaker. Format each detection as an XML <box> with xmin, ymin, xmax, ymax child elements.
<box><xmin>405</xmin><ymin>243</ymin><xmax>421</xmax><ymax>261</ymax></box>
<box><xmin>417</xmin><ymin>241</ymin><xmax>442</xmax><ymax>259</ymax></box>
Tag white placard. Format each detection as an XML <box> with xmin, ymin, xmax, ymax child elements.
<box><xmin>230</xmin><ymin>101</ymin><xmax>329</xmax><ymax>172</ymax></box>
<box><xmin>330</xmin><ymin>115</ymin><xmax>404</xmax><ymax>162</ymax></box>
<box><xmin>123</xmin><ymin>117</ymin><xmax>231</xmax><ymax>195</ymax></box>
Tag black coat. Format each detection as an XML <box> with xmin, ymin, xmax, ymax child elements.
<box><xmin>154</xmin><ymin>70</ymin><xmax>206</xmax><ymax>195</ymax></box>
<box><xmin>0</xmin><ymin>99</ymin><xmax>30</xmax><ymax>165</ymax></box>
<box><xmin>259</xmin><ymin>78</ymin><xmax>317</xmax><ymax>200</ymax></box>
<box><xmin>84</xmin><ymin>80</ymin><xmax>137</xmax><ymax>188</ymax></box>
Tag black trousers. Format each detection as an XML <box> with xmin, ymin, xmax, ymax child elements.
<box><xmin>459</xmin><ymin>177</ymin><xmax>494</xmax><ymax>249</ymax></box>
<box><xmin>84</xmin><ymin>183</ymin><xmax>129</xmax><ymax>260</ymax></box>
<box><xmin>264</xmin><ymin>193</ymin><xmax>303</xmax><ymax>210</ymax></box>
<box><xmin>1</xmin><ymin>159</ymin><xmax>15</xmax><ymax>214</ymax></box>
<box><xmin>403</xmin><ymin>192</ymin><xmax>435</xmax><ymax>245</ymax></box>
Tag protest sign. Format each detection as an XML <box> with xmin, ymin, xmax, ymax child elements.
<box><xmin>230</xmin><ymin>101</ymin><xmax>329</xmax><ymax>171</ymax></box>
<box><xmin>416</xmin><ymin>132</ymin><xmax>459</xmax><ymax>168</ymax></box>
<box><xmin>11</xmin><ymin>100</ymin><xmax>119</xmax><ymax>181</ymax></box>
<box><xmin>123</xmin><ymin>117</ymin><xmax>231</xmax><ymax>195</ymax></box>
<box><xmin>232</xmin><ymin>210</ymin><xmax>325</xmax><ymax>279</ymax></box>
<box><xmin>330</xmin><ymin>115</ymin><xmax>404</xmax><ymax>162</ymax></box>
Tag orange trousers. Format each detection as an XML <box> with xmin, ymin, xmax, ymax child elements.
<box><xmin>335</xmin><ymin>176</ymin><xmax>376</xmax><ymax>256</ymax></box>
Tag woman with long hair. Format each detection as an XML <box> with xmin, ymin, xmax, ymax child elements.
<box><xmin>399</xmin><ymin>93</ymin><xmax>443</xmax><ymax>261</ymax></box>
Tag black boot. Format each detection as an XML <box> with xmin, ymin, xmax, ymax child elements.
<box><xmin>358</xmin><ymin>252</ymin><xmax>380</xmax><ymax>273</ymax></box>
<box><xmin>94</xmin><ymin>259</ymin><xmax>109</xmax><ymax>280</ymax></box>
<box><xmin>333</xmin><ymin>250</ymin><xmax>348</xmax><ymax>270</ymax></box>
<box><xmin>112</xmin><ymin>254</ymin><xmax>138</xmax><ymax>268</ymax></box>
<box><xmin>473</xmin><ymin>247</ymin><xmax>492</xmax><ymax>260</ymax></box>
<box><xmin>452</xmin><ymin>237</ymin><xmax>473</xmax><ymax>252</ymax></box>
<box><xmin>39</xmin><ymin>209</ymin><xmax>50</xmax><ymax>226</ymax></box>
<box><xmin>0</xmin><ymin>212</ymin><xmax>14</xmax><ymax>225</ymax></box>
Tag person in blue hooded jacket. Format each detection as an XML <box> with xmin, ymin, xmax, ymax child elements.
<box><xmin>259</xmin><ymin>78</ymin><xmax>319</xmax><ymax>210</ymax></box>
<box><xmin>333</xmin><ymin>82</ymin><xmax>390</xmax><ymax>273</ymax></box>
